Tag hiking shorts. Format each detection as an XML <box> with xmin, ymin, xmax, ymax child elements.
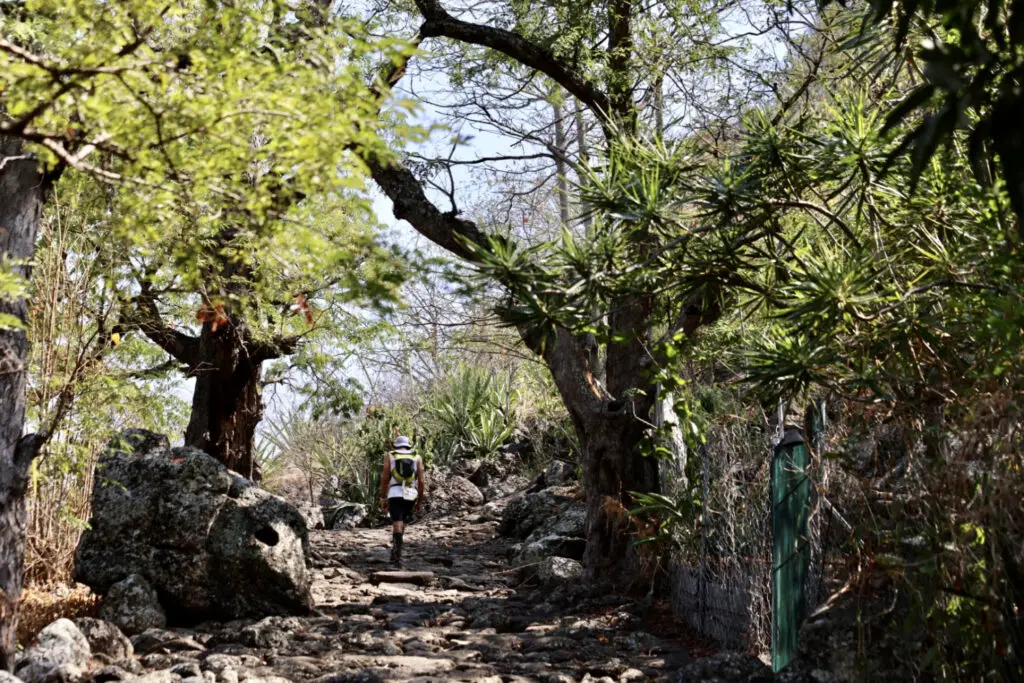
<box><xmin>387</xmin><ymin>497</ymin><xmax>415</xmax><ymax>523</ymax></box>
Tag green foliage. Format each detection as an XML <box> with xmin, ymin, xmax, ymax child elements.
<box><xmin>627</xmin><ymin>490</ymin><xmax>698</xmax><ymax>549</ymax></box>
<box><xmin>832</xmin><ymin>0</ymin><xmax>1024</xmax><ymax>226</ymax></box>
<box><xmin>1</xmin><ymin>0</ymin><xmax>418</xmax><ymax>357</ymax></box>
<box><xmin>24</xmin><ymin>174</ymin><xmax>190</xmax><ymax>584</ymax></box>
<box><xmin>423</xmin><ymin>363</ymin><xmax>516</xmax><ymax>465</ymax></box>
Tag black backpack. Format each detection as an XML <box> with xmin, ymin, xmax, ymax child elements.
<box><xmin>392</xmin><ymin>452</ymin><xmax>417</xmax><ymax>485</ymax></box>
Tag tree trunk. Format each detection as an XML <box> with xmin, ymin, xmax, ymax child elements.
<box><xmin>553</xmin><ymin>101</ymin><xmax>570</xmax><ymax>227</ymax></box>
<box><xmin>184</xmin><ymin>322</ymin><xmax>263</xmax><ymax>481</ymax></box>
<box><xmin>0</xmin><ymin>137</ymin><xmax>47</xmax><ymax>671</ymax></box>
<box><xmin>578</xmin><ymin>410</ymin><xmax>660</xmax><ymax>588</ymax></box>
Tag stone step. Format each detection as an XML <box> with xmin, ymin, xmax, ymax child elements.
<box><xmin>370</xmin><ymin>570</ymin><xmax>436</xmax><ymax>586</ymax></box>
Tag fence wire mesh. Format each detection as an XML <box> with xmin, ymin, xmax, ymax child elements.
<box><xmin>664</xmin><ymin>408</ymin><xmax>844</xmax><ymax>655</ymax></box>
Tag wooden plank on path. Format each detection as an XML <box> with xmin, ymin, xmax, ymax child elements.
<box><xmin>370</xmin><ymin>570</ymin><xmax>435</xmax><ymax>586</ymax></box>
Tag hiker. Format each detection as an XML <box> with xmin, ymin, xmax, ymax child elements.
<box><xmin>380</xmin><ymin>435</ymin><xmax>425</xmax><ymax>566</ymax></box>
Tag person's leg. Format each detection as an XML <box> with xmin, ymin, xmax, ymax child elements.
<box><xmin>387</xmin><ymin>498</ymin><xmax>405</xmax><ymax>564</ymax></box>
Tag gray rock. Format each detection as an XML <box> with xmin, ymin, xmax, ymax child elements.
<box><xmin>312</xmin><ymin>674</ymin><xmax>383</xmax><ymax>683</ymax></box>
<box><xmin>454</xmin><ymin>458</ymin><xmax>484</xmax><ymax>481</ymax></box>
<box><xmin>127</xmin><ymin>672</ymin><xmax>181</xmax><ymax>683</ymax></box>
<box><xmin>312</xmin><ymin>673</ymin><xmax>383</xmax><ymax>683</ymax></box>
<box><xmin>544</xmin><ymin>460</ymin><xmax>577</xmax><ymax>487</ymax></box>
<box><xmin>238</xmin><ymin>618</ymin><xmax>290</xmax><ymax>649</ymax></box>
<box><xmin>75</xmin><ymin>429</ymin><xmax>312</xmax><ymax>623</ymax></box>
<box><xmin>424</xmin><ymin>472</ymin><xmax>484</xmax><ymax>516</ymax></box>
<box><xmin>480</xmin><ymin>474</ymin><xmax>530</xmax><ymax>502</ymax></box>
<box><xmin>73</xmin><ymin>617</ymin><xmax>133</xmax><ymax>660</ymax></box>
<box><xmin>91</xmin><ymin>665</ymin><xmax>132</xmax><ymax>682</ymax></box>
<box><xmin>99</xmin><ymin>574</ymin><xmax>167</xmax><ymax>636</ymax></box>
<box><xmin>499</xmin><ymin>487</ymin><xmax>577</xmax><ymax>539</ymax></box>
<box><xmin>326</xmin><ymin>502</ymin><xmax>368</xmax><ymax>530</ymax></box>
<box><xmin>543</xmin><ymin>675</ymin><xmax>576</xmax><ymax>683</ymax></box>
<box><xmin>131</xmin><ymin>629</ymin><xmax>205</xmax><ymax>655</ymax></box>
<box><xmin>677</xmin><ymin>652</ymin><xmax>773</xmax><ymax>683</ymax></box>
<box><xmin>535</xmin><ymin>556</ymin><xmax>583</xmax><ymax>586</ymax></box>
<box><xmin>293</xmin><ymin>502</ymin><xmax>324</xmax><ymax>530</ymax></box>
<box><xmin>528</xmin><ymin>500</ymin><xmax>587</xmax><ymax>540</ymax></box>
<box><xmin>197</xmin><ymin>654</ymin><xmax>241</xmax><ymax>676</ymax></box>
<box><xmin>517</xmin><ymin>534</ymin><xmax>587</xmax><ymax>566</ymax></box>
<box><xmin>513</xmin><ymin>497</ymin><xmax>588</xmax><ymax>567</ymax></box>
<box><xmin>476</xmin><ymin>501</ymin><xmax>502</xmax><ymax>522</ymax></box>
<box><xmin>0</xmin><ymin>672</ymin><xmax>25</xmax><ymax>683</ymax></box>
<box><xmin>13</xmin><ymin>618</ymin><xmax>91</xmax><ymax>683</ymax></box>
<box><xmin>169</xmin><ymin>663</ymin><xmax>202</xmax><ymax>679</ymax></box>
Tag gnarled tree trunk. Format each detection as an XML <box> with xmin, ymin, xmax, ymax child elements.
<box><xmin>184</xmin><ymin>322</ymin><xmax>264</xmax><ymax>481</ymax></box>
<box><xmin>578</xmin><ymin>410</ymin><xmax>660</xmax><ymax>587</ymax></box>
<box><xmin>0</xmin><ymin>137</ymin><xmax>48</xmax><ymax>671</ymax></box>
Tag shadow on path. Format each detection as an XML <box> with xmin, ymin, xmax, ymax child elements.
<box><xmin>128</xmin><ymin>506</ymin><xmax>706</xmax><ymax>683</ymax></box>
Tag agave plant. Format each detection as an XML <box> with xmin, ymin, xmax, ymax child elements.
<box><xmin>424</xmin><ymin>363</ymin><xmax>517</xmax><ymax>466</ymax></box>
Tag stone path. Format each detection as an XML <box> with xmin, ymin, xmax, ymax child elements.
<box><xmin>124</xmin><ymin>509</ymin><xmax>698</xmax><ymax>683</ymax></box>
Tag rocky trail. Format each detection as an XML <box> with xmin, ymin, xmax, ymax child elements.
<box><xmin>69</xmin><ymin>507</ymin><xmax>699</xmax><ymax>683</ymax></box>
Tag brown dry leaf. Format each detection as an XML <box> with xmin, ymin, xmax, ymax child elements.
<box><xmin>18</xmin><ymin>584</ymin><xmax>99</xmax><ymax>645</ymax></box>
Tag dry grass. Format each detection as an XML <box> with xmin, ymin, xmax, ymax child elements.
<box><xmin>17</xmin><ymin>584</ymin><xmax>100</xmax><ymax>646</ymax></box>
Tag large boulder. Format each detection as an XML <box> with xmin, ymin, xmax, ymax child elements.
<box><xmin>543</xmin><ymin>459</ymin><xmax>577</xmax><ymax>487</ymax></box>
<box><xmin>14</xmin><ymin>618</ymin><xmax>91</xmax><ymax>683</ymax></box>
<box><xmin>480</xmin><ymin>474</ymin><xmax>530</xmax><ymax>502</ymax></box>
<box><xmin>499</xmin><ymin>486</ymin><xmax>579</xmax><ymax>539</ymax></box>
<box><xmin>423</xmin><ymin>471</ymin><xmax>484</xmax><ymax>517</ymax></box>
<box><xmin>516</xmin><ymin>532</ymin><xmax>587</xmax><ymax>566</ymax></box>
<box><xmin>535</xmin><ymin>556</ymin><xmax>583</xmax><ymax>587</ymax></box>
<box><xmin>512</xmin><ymin>492</ymin><xmax>588</xmax><ymax>570</ymax></box>
<box><xmin>75</xmin><ymin>429</ymin><xmax>313</xmax><ymax>624</ymax></box>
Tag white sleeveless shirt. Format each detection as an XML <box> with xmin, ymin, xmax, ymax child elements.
<box><xmin>387</xmin><ymin>452</ymin><xmax>421</xmax><ymax>499</ymax></box>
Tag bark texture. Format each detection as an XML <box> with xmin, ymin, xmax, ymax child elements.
<box><xmin>134</xmin><ymin>279</ymin><xmax>294</xmax><ymax>480</ymax></box>
<box><xmin>183</xmin><ymin>323</ymin><xmax>264</xmax><ymax>480</ymax></box>
<box><xmin>135</xmin><ymin>304</ymin><xmax>294</xmax><ymax>481</ymax></box>
<box><xmin>0</xmin><ymin>137</ymin><xmax>47</xmax><ymax>671</ymax></box>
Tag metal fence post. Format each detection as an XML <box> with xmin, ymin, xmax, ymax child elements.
<box><xmin>771</xmin><ymin>420</ymin><xmax>812</xmax><ymax>672</ymax></box>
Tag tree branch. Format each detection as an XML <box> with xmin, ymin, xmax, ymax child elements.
<box><xmin>130</xmin><ymin>280</ymin><xmax>200</xmax><ymax>366</ymax></box>
<box><xmin>250</xmin><ymin>334</ymin><xmax>300</xmax><ymax>363</ymax></box>
<box><xmin>412</xmin><ymin>0</ymin><xmax>613</xmax><ymax>124</ymax></box>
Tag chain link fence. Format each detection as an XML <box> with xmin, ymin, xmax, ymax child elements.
<box><xmin>663</xmin><ymin>405</ymin><xmax>844</xmax><ymax>655</ymax></box>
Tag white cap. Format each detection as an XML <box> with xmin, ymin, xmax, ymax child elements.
<box><xmin>393</xmin><ymin>435</ymin><xmax>412</xmax><ymax>449</ymax></box>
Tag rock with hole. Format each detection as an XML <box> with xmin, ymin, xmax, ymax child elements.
<box><xmin>74</xmin><ymin>429</ymin><xmax>312</xmax><ymax>623</ymax></box>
